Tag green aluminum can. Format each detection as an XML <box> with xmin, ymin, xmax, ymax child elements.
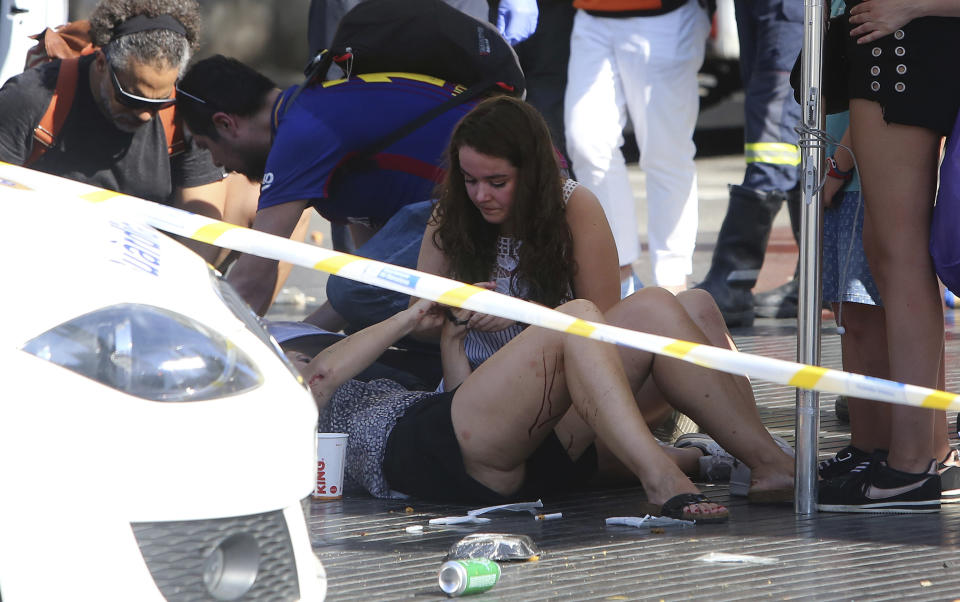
<box><xmin>437</xmin><ymin>558</ymin><xmax>501</xmax><ymax>597</ymax></box>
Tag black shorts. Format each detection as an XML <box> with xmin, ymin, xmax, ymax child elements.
<box><xmin>845</xmin><ymin>4</ymin><xmax>960</xmax><ymax>135</ymax></box>
<box><xmin>383</xmin><ymin>391</ymin><xmax>597</xmax><ymax>504</ymax></box>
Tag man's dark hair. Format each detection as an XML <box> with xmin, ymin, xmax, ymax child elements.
<box><xmin>177</xmin><ymin>55</ymin><xmax>276</xmax><ymax>139</ymax></box>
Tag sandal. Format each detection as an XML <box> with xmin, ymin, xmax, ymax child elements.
<box><xmin>640</xmin><ymin>493</ymin><xmax>729</xmax><ymax>524</ymax></box>
<box><xmin>675</xmin><ymin>433</ymin><xmax>737</xmax><ymax>482</ymax></box>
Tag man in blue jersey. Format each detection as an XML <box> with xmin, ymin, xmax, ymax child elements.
<box><xmin>177</xmin><ymin>55</ymin><xmax>485</xmax><ymax>332</ymax></box>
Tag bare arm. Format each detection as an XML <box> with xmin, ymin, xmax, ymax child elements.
<box><xmin>412</xmin><ymin>212</ymin><xmax>450</xmax><ymax>292</ymax></box>
<box><xmin>849</xmin><ymin>0</ymin><xmax>960</xmax><ymax>44</ymax></box>
<box><xmin>227</xmin><ymin>199</ymin><xmax>310</xmax><ymax>315</ymax></box>
<box><xmin>303</xmin><ymin>298</ymin><xmax>445</xmax><ymax>407</ymax></box>
<box><xmin>409</xmin><ymin>212</ymin><xmax>450</xmax><ymax>341</ymax></box>
<box><xmin>822</xmin><ymin>127</ymin><xmax>853</xmax><ymax>208</ymax></box>
<box><xmin>566</xmin><ymin>185</ymin><xmax>621</xmax><ymax>311</ymax></box>
<box><xmin>171</xmin><ymin>179</ymin><xmax>228</xmax><ymax>264</ymax></box>
<box><xmin>440</xmin><ymin>308</ymin><xmax>472</xmax><ymax>390</ymax></box>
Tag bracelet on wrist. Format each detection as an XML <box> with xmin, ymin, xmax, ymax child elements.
<box><xmin>826</xmin><ymin>156</ymin><xmax>853</xmax><ymax>181</ymax></box>
<box><xmin>444</xmin><ymin>307</ymin><xmax>470</xmax><ymax>326</ymax></box>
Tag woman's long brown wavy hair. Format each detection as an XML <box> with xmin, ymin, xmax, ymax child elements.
<box><xmin>432</xmin><ymin>96</ymin><xmax>574</xmax><ymax>308</ymax></box>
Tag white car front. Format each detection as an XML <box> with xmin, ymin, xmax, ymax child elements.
<box><xmin>0</xmin><ymin>168</ymin><xmax>325</xmax><ymax>601</ymax></box>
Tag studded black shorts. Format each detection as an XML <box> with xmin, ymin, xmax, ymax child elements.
<box><xmin>845</xmin><ymin>4</ymin><xmax>960</xmax><ymax>135</ymax></box>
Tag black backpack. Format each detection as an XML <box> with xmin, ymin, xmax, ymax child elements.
<box><xmin>314</xmin><ymin>0</ymin><xmax>524</xmax><ymax>97</ymax></box>
<box><xmin>283</xmin><ymin>0</ymin><xmax>525</xmax><ymax>166</ymax></box>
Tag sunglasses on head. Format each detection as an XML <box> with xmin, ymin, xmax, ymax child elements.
<box><xmin>108</xmin><ymin>64</ymin><xmax>177</xmax><ymax>111</ymax></box>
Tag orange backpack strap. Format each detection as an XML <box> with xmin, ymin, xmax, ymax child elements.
<box><xmin>27</xmin><ymin>56</ymin><xmax>185</xmax><ymax>163</ymax></box>
<box><xmin>159</xmin><ymin>105</ymin><xmax>186</xmax><ymax>157</ymax></box>
<box><xmin>26</xmin><ymin>57</ymin><xmax>80</xmax><ymax>166</ymax></box>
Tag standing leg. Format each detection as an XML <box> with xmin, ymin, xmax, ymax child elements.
<box><xmin>565</xmin><ymin>12</ymin><xmax>640</xmax><ymax>293</ymax></box>
<box><xmin>620</xmin><ymin>3</ymin><xmax>709</xmax><ymax>292</ymax></box>
<box><xmin>837</xmin><ymin>304</ymin><xmax>892</xmax><ymax>453</ymax></box>
<box><xmin>696</xmin><ymin>0</ymin><xmax>803</xmax><ymax>326</ymax></box>
<box><xmin>852</xmin><ymin>99</ymin><xmax>942</xmax><ymax>474</ymax></box>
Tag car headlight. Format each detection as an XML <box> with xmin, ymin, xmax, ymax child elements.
<box><xmin>21</xmin><ymin>304</ymin><xmax>262</xmax><ymax>401</ymax></box>
<box><xmin>209</xmin><ymin>269</ymin><xmax>305</xmax><ymax>385</ymax></box>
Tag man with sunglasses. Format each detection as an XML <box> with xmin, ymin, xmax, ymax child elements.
<box><xmin>0</xmin><ymin>0</ymin><xmax>227</xmax><ymax>263</ymax></box>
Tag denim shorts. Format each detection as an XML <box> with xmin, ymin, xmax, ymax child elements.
<box><xmin>326</xmin><ymin>200</ymin><xmax>434</xmax><ymax>331</ymax></box>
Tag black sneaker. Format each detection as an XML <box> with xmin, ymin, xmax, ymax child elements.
<box><xmin>817</xmin><ymin>456</ymin><xmax>941</xmax><ymax>514</ymax></box>
<box><xmin>939</xmin><ymin>448</ymin><xmax>960</xmax><ymax>504</ymax></box>
<box><xmin>818</xmin><ymin>445</ymin><xmax>873</xmax><ymax>480</ymax></box>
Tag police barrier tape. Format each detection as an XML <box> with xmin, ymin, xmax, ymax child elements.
<box><xmin>4</xmin><ymin>162</ymin><xmax>958</xmax><ymax>412</ymax></box>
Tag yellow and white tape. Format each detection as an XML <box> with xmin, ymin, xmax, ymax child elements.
<box><xmin>4</xmin><ymin>162</ymin><xmax>958</xmax><ymax>412</ymax></box>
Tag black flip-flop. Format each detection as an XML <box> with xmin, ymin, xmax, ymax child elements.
<box><xmin>642</xmin><ymin>493</ymin><xmax>729</xmax><ymax>524</ymax></box>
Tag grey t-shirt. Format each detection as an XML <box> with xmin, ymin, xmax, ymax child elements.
<box><xmin>0</xmin><ymin>55</ymin><xmax>223</xmax><ymax>204</ymax></box>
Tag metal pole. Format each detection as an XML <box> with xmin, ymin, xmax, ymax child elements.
<box><xmin>795</xmin><ymin>0</ymin><xmax>827</xmax><ymax>515</ymax></box>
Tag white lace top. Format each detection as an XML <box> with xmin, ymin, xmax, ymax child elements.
<box><xmin>462</xmin><ymin>179</ymin><xmax>579</xmax><ymax>370</ymax></box>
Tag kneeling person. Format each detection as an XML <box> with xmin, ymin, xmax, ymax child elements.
<box><xmin>176</xmin><ymin>55</ymin><xmax>489</xmax><ymax>332</ymax></box>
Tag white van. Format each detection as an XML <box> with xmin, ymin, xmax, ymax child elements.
<box><xmin>0</xmin><ymin>164</ymin><xmax>327</xmax><ymax>601</ymax></box>
<box><xmin>0</xmin><ymin>0</ymin><xmax>67</xmax><ymax>85</ymax></box>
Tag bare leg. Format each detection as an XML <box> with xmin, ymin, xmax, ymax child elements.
<box><xmin>616</xmin><ymin>288</ymin><xmax>749</xmax><ymax>431</ymax></box>
<box><xmin>592</xmin><ymin>289</ymin><xmax>739</xmax><ymax>480</ymax></box>
<box><xmin>851</xmin><ymin>99</ymin><xmax>942</xmax><ymax>473</ymax></box>
<box><xmin>837</xmin><ymin>303</ymin><xmax>892</xmax><ymax>453</ymax></box>
<box><xmin>607</xmin><ymin>288</ymin><xmax>794</xmax><ymax>494</ymax></box>
<box><xmin>675</xmin><ymin>288</ymin><xmax>754</xmax><ymax>403</ymax></box>
<box><xmin>933</xmin><ymin>342</ymin><xmax>951</xmax><ymax>462</ymax></box>
<box><xmin>832</xmin><ymin>307</ymin><xmax>951</xmax><ymax>472</ymax></box>
<box><xmin>451</xmin><ymin>299</ymin><xmax>726</xmax><ymax>515</ymax></box>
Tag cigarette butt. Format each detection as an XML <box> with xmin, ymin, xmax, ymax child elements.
<box><xmin>310</xmin><ymin>231</ymin><xmax>324</xmax><ymax>244</ymax></box>
<box><xmin>534</xmin><ymin>512</ymin><xmax>563</xmax><ymax>521</ymax></box>
<box><xmin>405</xmin><ymin>525</ymin><xmax>424</xmax><ymax>534</ymax></box>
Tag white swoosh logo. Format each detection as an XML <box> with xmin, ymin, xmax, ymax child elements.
<box><xmin>864</xmin><ymin>480</ymin><xmax>930</xmax><ymax>500</ymax></box>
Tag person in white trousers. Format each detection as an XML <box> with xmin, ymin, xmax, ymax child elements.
<box><xmin>565</xmin><ymin>0</ymin><xmax>709</xmax><ymax>295</ymax></box>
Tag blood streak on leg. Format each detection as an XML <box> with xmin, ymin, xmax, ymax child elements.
<box><xmin>528</xmin><ymin>352</ymin><xmax>564</xmax><ymax>437</ymax></box>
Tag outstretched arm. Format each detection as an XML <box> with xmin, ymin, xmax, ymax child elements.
<box><xmin>226</xmin><ymin>199</ymin><xmax>310</xmax><ymax>315</ymax></box>
<box><xmin>172</xmin><ymin>179</ymin><xmax>228</xmax><ymax>264</ymax></box>
<box><xmin>301</xmin><ymin>298</ymin><xmax>445</xmax><ymax>406</ymax></box>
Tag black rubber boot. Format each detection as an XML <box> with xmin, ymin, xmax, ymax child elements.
<box><xmin>695</xmin><ymin>185</ymin><xmax>785</xmax><ymax>327</ymax></box>
<box><xmin>755</xmin><ymin>186</ymin><xmax>802</xmax><ymax>318</ymax></box>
